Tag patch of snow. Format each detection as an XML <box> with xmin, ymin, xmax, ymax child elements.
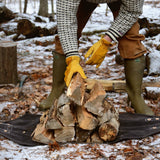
<box><xmin>0</xmin><ymin>2</ymin><xmax>5</xmax><ymax>7</ymax></box>
<box><xmin>146</xmin><ymin>87</ymin><xmax>160</xmax><ymax>94</ymax></box>
<box><xmin>0</xmin><ymin>102</ymin><xmax>12</xmax><ymax>112</ymax></box>
<box><xmin>148</xmin><ymin>50</ymin><xmax>160</xmax><ymax>75</ymax></box>
<box><xmin>0</xmin><ymin>31</ymin><xmax>6</xmax><ymax>38</ymax></box>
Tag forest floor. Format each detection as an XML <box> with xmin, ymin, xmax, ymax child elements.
<box><xmin>0</xmin><ymin>0</ymin><xmax>160</xmax><ymax>159</ymax></box>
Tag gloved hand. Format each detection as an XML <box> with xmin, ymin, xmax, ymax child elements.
<box><xmin>65</xmin><ymin>56</ymin><xmax>87</xmax><ymax>86</ymax></box>
<box><xmin>85</xmin><ymin>38</ymin><xmax>111</xmax><ymax>68</ymax></box>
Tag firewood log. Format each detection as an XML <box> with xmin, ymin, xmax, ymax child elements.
<box><xmin>67</xmin><ymin>73</ymin><xmax>86</xmax><ymax>106</ymax></box>
<box><xmin>32</xmin><ymin>112</ymin><xmax>55</xmax><ymax>144</ymax></box>
<box><xmin>57</xmin><ymin>93</ymin><xmax>70</xmax><ymax>107</ymax></box>
<box><xmin>45</xmin><ymin>101</ymin><xmax>63</xmax><ymax>130</ymax></box>
<box><xmin>76</xmin><ymin>105</ymin><xmax>98</xmax><ymax>130</ymax></box>
<box><xmin>57</xmin><ymin>103</ymin><xmax>75</xmax><ymax>127</ymax></box>
<box><xmin>98</xmin><ymin>116</ymin><xmax>120</xmax><ymax>142</ymax></box>
<box><xmin>84</xmin><ymin>82</ymin><xmax>106</xmax><ymax>116</ymax></box>
<box><xmin>75</xmin><ymin>126</ymin><xmax>92</xmax><ymax>142</ymax></box>
<box><xmin>54</xmin><ymin>127</ymin><xmax>75</xmax><ymax>143</ymax></box>
<box><xmin>98</xmin><ymin>99</ymin><xmax>118</xmax><ymax>125</ymax></box>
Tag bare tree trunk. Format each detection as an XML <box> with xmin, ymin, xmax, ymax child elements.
<box><xmin>50</xmin><ymin>0</ymin><xmax>54</xmax><ymax>20</ymax></box>
<box><xmin>38</xmin><ymin>0</ymin><xmax>48</xmax><ymax>17</ymax></box>
<box><xmin>19</xmin><ymin>0</ymin><xmax>22</xmax><ymax>13</ymax></box>
<box><xmin>0</xmin><ymin>41</ymin><xmax>18</xmax><ymax>85</ymax></box>
<box><xmin>105</xmin><ymin>4</ymin><xmax>109</xmax><ymax>16</ymax></box>
<box><xmin>23</xmin><ymin>0</ymin><xmax>28</xmax><ymax>13</ymax></box>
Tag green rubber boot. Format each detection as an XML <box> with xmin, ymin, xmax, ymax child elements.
<box><xmin>124</xmin><ymin>55</ymin><xmax>154</xmax><ymax>115</ymax></box>
<box><xmin>39</xmin><ymin>51</ymin><xmax>66</xmax><ymax>110</ymax></box>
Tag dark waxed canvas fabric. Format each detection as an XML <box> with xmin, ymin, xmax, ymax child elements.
<box><xmin>0</xmin><ymin>112</ymin><xmax>160</xmax><ymax>146</ymax></box>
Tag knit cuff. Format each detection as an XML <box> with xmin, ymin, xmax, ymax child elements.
<box><xmin>105</xmin><ymin>28</ymin><xmax>122</xmax><ymax>42</ymax></box>
<box><xmin>66</xmin><ymin>51</ymin><xmax>80</xmax><ymax>58</ymax></box>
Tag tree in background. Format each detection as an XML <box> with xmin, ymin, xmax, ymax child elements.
<box><xmin>38</xmin><ymin>0</ymin><xmax>48</xmax><ymax>17</ymax></box>
<box><xmin>50</xmin><ymin>0</ymin><xmax>54</xmax><ymax>20</ymax></box>
<box><xmin>19</xmin><ymin>0</ymin><xmax>22</xmax><ymax>13</ymax></box>
<box><xmin>23</xmin><ymin>0</ymin><xmax>28</xmax><ymax>13</ymax></box>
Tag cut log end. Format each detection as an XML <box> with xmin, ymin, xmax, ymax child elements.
<box><xmin>99</xmin><ymin>117</ymin><xmax>120</xmax><ymax>142</ymax></box>
<box><xmin>99</xmin><ymin>123</ymin><xmax>117</xmax><ymax>141</ymax></box>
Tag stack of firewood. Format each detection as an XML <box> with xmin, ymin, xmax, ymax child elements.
<box><xmin>32</xmin><ymin>73</ymin><xmax>120</xmax><ymax>144</ymax></box>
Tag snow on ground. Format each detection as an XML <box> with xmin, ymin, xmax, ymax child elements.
<box><xmin>0</xmin><ymin>0</ymin><xmax>160</xmax><ymax>160</ymax></box>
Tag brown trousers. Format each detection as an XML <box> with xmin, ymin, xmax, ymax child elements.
<box><xmin>76</xmin><ymin>0</ymin><xmax>146</xmax><ymax>59</ymax></box>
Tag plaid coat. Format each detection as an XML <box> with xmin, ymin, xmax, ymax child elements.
<box><xmin>57</xmin><ymin>0</ymin><xmax>144</xmax><ymax>57</ymax></box>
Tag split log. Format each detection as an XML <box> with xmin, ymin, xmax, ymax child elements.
<box><xmin>84</xmin><ymin>82</ymin><xmax>106</xmax><ymax>116</ymax></box>
<box><xmin>76</xmin><ymin>105</ymin><xmax>98</xmax><ymax>130</ymax></box>
<box><xmin>54</xmin><ymin>127</ymin><xmax>75</xmax><ymax>143</ymax></box>
<box><xmin>0</xmin><ymin>3</ymin><xmax>15</xmax><ymax>23</ymax></box>
<box><xmin>45</xmin><ymin>102</ymin><xmax>63</xmax><ymax>130</ymax></box>
<box><xmin>46</xmin><ymin>94</ymin><xmax>71</xmax><ymax>129</ymax></box>
<box><xmin>32</xmin><ymin>112</ymin><xmax>55</xmax><ymax>144</ymax></box>
<box><xmin>67</xmin><ymin>73</ymin><xmax>86</xmax><ymax>106</ymax></box>
<box><xmin>98</xmin><ymin>99</ymin><xmax>117</xmax><ymax>125</ymax></box>
<box><xmin>0</xmin><ymin>41</ymin><xmax>18</xmax><ymax>84</ymax></box>
<box><xmin>57</xmin><ymin>93</ymin><xmax>70</xmax><ymax>107</ymax></box>
<box><xmin>98</xmin><ymin>117</ymin><xmax>120</xmax><ymax>142</ymax></box>
<box><xmin>57</xmin><ymin>103</ymin><xmax>75</xmax><ymax>127</ymax></box>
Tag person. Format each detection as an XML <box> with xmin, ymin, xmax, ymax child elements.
<box><xmin>40</xmin><ymin>0</ymin><xmax>154</xmax><ymax>115</ymax></box>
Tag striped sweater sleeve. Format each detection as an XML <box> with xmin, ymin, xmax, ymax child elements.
<box><xmin>56</xmin><ymin>0</ymin><xmax>144</xmax><ymax>56</ymax></box>
<box><xmin>56</xmin><ymin>0</ymin><xmax>80</xmax><ymax>58</ymax></box>
<box><xmin>106</xmin><ymin>0</ymin><xmax>144</xmax><ymax>41</ymax></box>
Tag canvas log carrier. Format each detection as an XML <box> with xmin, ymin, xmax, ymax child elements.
<box><xmin>0</xmin><ymin>112</ymin><xmax>160</xmax><ymax>146</ymax></box>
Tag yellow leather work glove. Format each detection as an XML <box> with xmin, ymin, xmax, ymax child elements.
<box><xmin>85</xmin><ymin>38</ymin><xmax>111</xmax><ymax>68</ymax></box>
<box><xmin>65</xmin><ymin>56</ymin><xmax>87</xmax><ymax>86</ymax></box>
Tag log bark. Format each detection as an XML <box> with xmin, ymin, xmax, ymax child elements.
<box><xmin>67</xmin><ymin>73</ymin><xmax>86</xmax><ymax>106</ymax></box>
<box><xmin>0</xmin><ymin>41</ymin><xmax>18</xmax><ymax>84</ymax></box>
<box><xmin>0</xmin><ymin>3</ymin><xmax>15</xmax><ymax>22</ymax></box>
<box><xmin>84</xmin><ymin>82</ymin><xmax>106</xmax><ymax>116</ymax></box>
